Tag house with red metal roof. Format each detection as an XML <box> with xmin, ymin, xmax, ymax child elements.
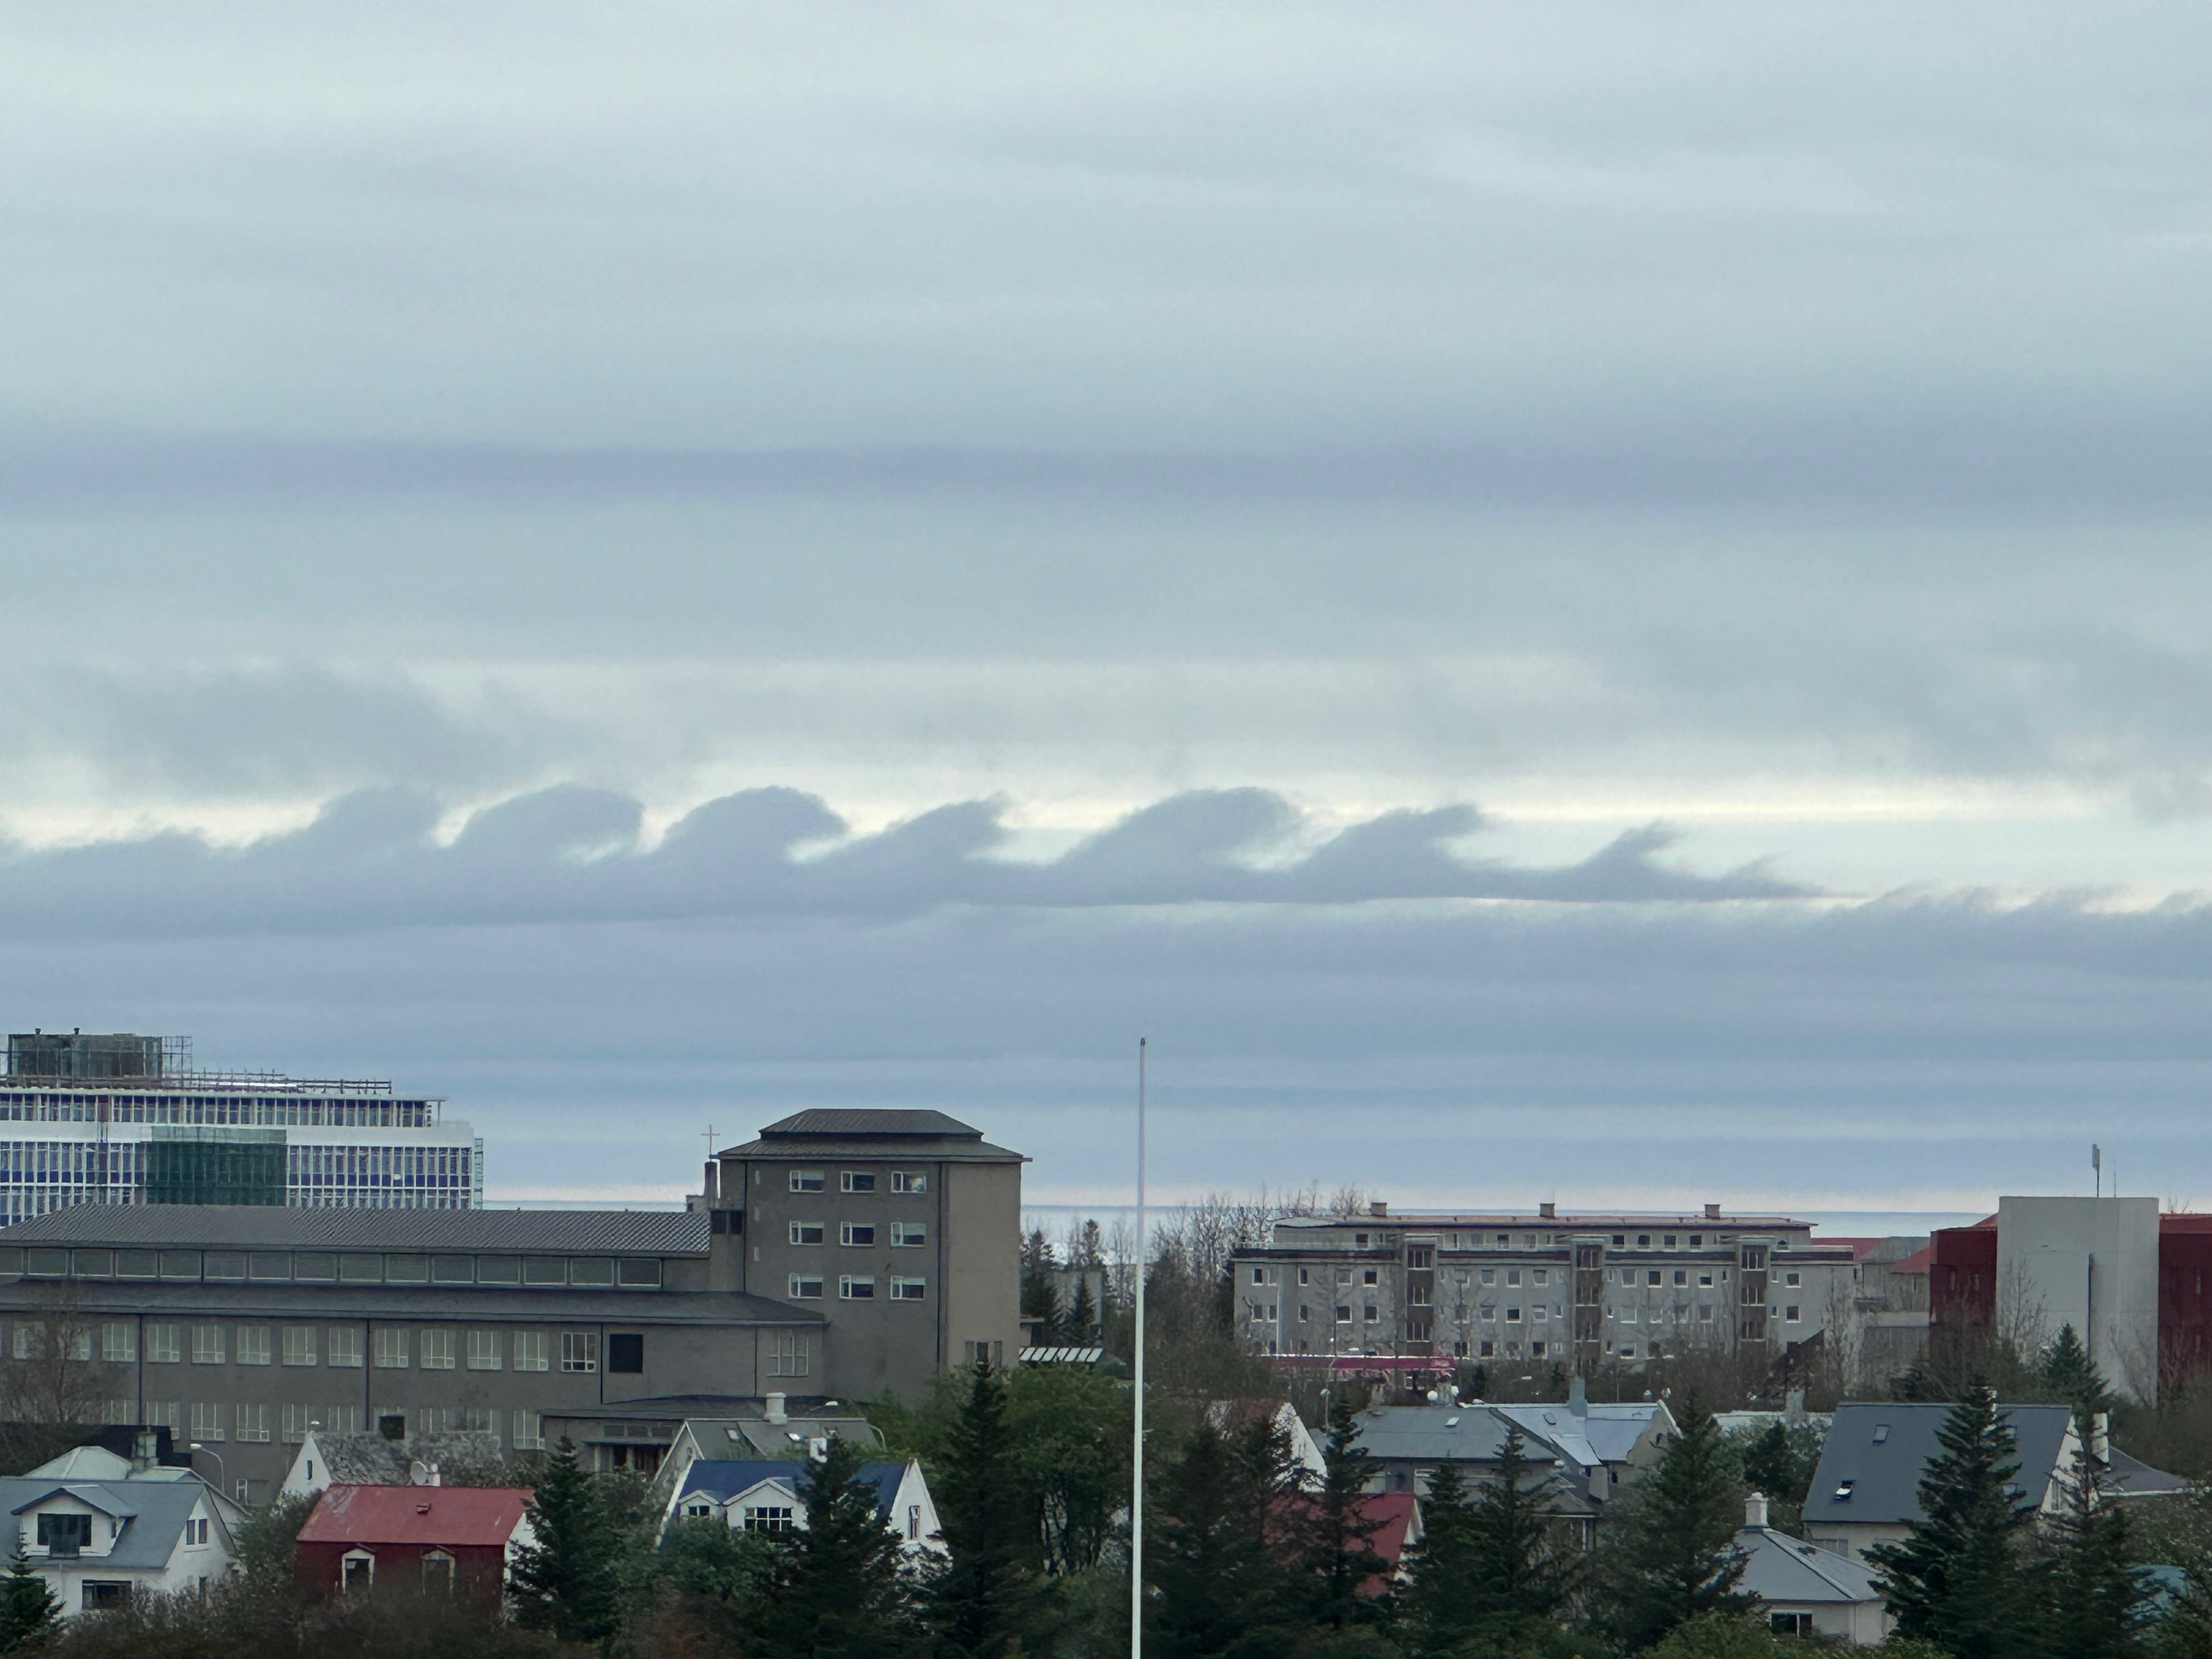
<box><xmin>295</xmin><ymin>1484</ymin><xmax>535</xmax><ymax>1601</ymax></box>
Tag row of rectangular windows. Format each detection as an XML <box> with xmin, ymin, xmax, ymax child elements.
<box><xmin>11</xmin><ymin>1322</ymin><xmax>628</xmax><ymax>1372</ymax></box>
<box><xmin>785</xmin><ymin>1275</ymin><xmax>928</xmax><ymax>1301</ymax></box>
<box><xmin>1262</xmin><ymin>1302</ymin><xmax>1805</xmax><ymax>1326</ymax></box>
<box><xmin>786</xmin><ymin>1222</ymin><xmax>927</xmax><ymax>1247</ymax></box>
<box><xmin>0</xmin><ymin>1098</ymin><xmax>439</xmax><ymax>1127</ymax></box>
<box><xmin>786</xmin><ymin>1170</ymin><xmax>929</xmax><ymax>1194</ymax></box>
<box><xmin>0</xmin><ymin>1247</ymin><xmax>663</xmax><ymax>1288</ymax></box>
<box><xmin>114</xmin><ymin>1401</ymin><xmax>544</xmax><ymax>1448</ymax></box>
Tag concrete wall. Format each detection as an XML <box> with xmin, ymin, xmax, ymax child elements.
<box><xmin>1997</xmin><ymin>1197</ymin><xmax>2161</xmax><ymax>1401</ymax></box>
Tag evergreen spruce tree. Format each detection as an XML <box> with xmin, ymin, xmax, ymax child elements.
<box><xmin>1020</xmin><ymin>1230</ymin><xmax>1066</xmax><ymax>1342</ymax></box>
<box><xmin>760</xmin><ymin>1436</ymin><xmax>919</xmax><ymax>1659</ymax></box>
<box><xmin>2039</xmin><ymin>1420</ymin><xmax>2152</xmax><ymax>1659</ymax></box>
<box><xmin>1294</xmin><ymin>1389</ymin><xmax>1393</xmax><ymax>1631</ymax></box>
<box><xmin>1066</xmin><ymin>1273</ymin><xmax>1098</xmax><ymax>1342</ymax></box>
<box><xmin>1738</xmin><ymin>1420</ymin><xmax>1822</xmax><ymax>1535</ymax></box>
<box><xmin>1866</xmin><ymin>1386</ymin><xmax>2037</xmax><ymax>1659</ymax></box>
<box><xmin>0</xmin><ymin>1549</ymin><xmax>58</xmax><ymax>1651</ymax></box>
<box><xmin>1398</xmin><ymin>1429</ymin><xmax>1570</xmax><ymax>1657</ymax></box>
<box><xmin>2040</xmin><ymin>1325</ymin><xmax>2115</xmax><ymax>1417</ymax></box>
<box><xmin>1598</xmin><ymin>1395</ymin><xmax>1754</xmax><ymax>1653</ymax></box>
<box><xmin>1148</xmin><ymin>1416</ymin><xmax>1301</xmax><ymax>1659</ymax></box>
<box><xmin>923</xmin><ymin>1359</ymin><xmax>1040</xmax><ymax>1658</ymax></box>
<box><xmin>508</xmin><ymin>1436</ymin><xmax>624</xmax><ymax>1643</ymax></box>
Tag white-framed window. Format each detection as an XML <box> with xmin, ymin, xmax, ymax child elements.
<box><xmin>416</xmin><ymin>1407</ymin><xmax>454</xmax><ymax>1434</ymax></box>
<box><xmin>65</xmin><ymin>1329</ymin><xmax>91</xmax><ymax>1362</ymax></box>
<box><xmin>840</xmin><ymin>1223</ymin><xmax>875</xmax><ymax>1247</ymax></box>
<box><xmin>281</xmin><ymin>1403</ymin><xmax>313</xmax><ymax>1445</ymax></box>
<box><xmin>1700</xmin><ymin>1304</ymin><xmax>1716</xmax><ymax>1322</ymax></box>
<box><xmin>841</xmin><ymin>1171</ymin><xmax>876</xmax><ymax>1193</ymax></box>
<box><xmin>146</xmin><ymin>1324</ymin><xmax>181</xmax><ymax>1364</ymax></box>
<box><xmin>1786</xmin><ymin>1306</ymin><xmax>1802</xmax><ymax>1323</ymax></box>
<box><xmin>329</xmin><ymin>1327</ymin><xmax>364</xmax><ymax>1368</ymax></box>
<box><xmin>282</xmin><ymin>1327</ymin><xmax>317</xmax><ymax>1367</ymax></box>
<box><xmin>342</xmin><ymin>1550</ymin><xmax>374</xmax><ymax>1594</ymax></box>
<box><xmin>891</xmin><ymin>1277</ymin><xmax>928</xmax><ymax>1300</ymax></box>
<box><xmin>514</xmin><ymin>1331</ymin><xmax>550</xmax><ymax>1372</ymax></box>
<box><xmin>101</xmin><ymin>1323</ymin><xmax>135</xmax><ymax>1364</ymax></box>
<box><xmin>1785</xmin><ymin>1272</ymin><xmax>1802</xmax><ymax>1288</ymax></box>
<box><xmin>422</xmin><ymin>1549</ymin><xmax>455</xmax><ymax>1596</ymax></box>
<box><xmin>189</xmin><ymin>1401</ymin><xmax>224</xmax><ymax>1442</ymax></box>
<box><xmin>1533</xmin><ymin>1269</ymin><xmax>1549</xmax><ymax>1285</ymax></box>
<box><xmin>839</xmin><ymin>1276</ymin><xmax>876</xmax><ymax>1300</ymax></box>
<box><xmin>789</xmin><ymin>1222</ymin><xmax>825</xmax><ymax>1246</ymax></box>
<box><xmin>192</xmin><ymin>1325</ymin><xmax>225</xmax><ymax>1364</ymax></box>
<box><xmin>787</xmin><ymin>1275</ymin><xmax>824</xmax><ymax>1300</ymax></box>
<box><xmin>890</xmin><ymin>1223</ymin><xmax>926</xmax><ymax>1248</ymax></box>
<box><xmin>1647</xmin><ymin>1269</ymin><xmax>1663</xmax><ymax>1286</ymax></box>
<box><xmin>788</xmin><ymin>1170</ymin><xmax>825</xmax><ymax>1192</ymax></box>
<box><xmin>561</xmin><ymin>1332</ymin><xmax>599</xmax><ymax>1373</ymax></box>
<box><xmin>1505</xmin><ymin>1307</ymin><xmax>1522</xmax><ymax>1323</ymax></box>
<box><xmin>323</xmin><ymin>1406</ymin><xmax>364</xmax><ymax>1435</ymax></box>
<box><xmin>1534</xmin><ymin>1306</ymin><xmax>1549</xmax><ymax>1323</ymax></box>
<box><xmin>467</xmin><ymin>1331</ymin><xmax>502</xmax><ymax>1370</ymax></box>
<box><xmin>742</xmin><ymin>1505</ymin><xmax>795</xmax><ymax>1533</ymax></box>
<box><xmin>1479</xmin><ymin>1268</ymin><xmax>1495</xmax><ymax>1285</ymax></box>
<box><xmin>236</xmin><ymin>1327</ymin><xmax>272</xmax><ymax>1367</ymax></box>
<box><xmin>1335</xmin><ymin>1305</ymin><xmax>1351</xmax><ymax>1323</ymax></box>
<box><xmin>374</xmin><ymin>1329</ymin><xmax>409</xmax><ymax>1369</ymax></box>
<box><xmin>145</xmin><ymin>1400</ymin><xmax>181</xmax><ymax>1433</ymax></box>
<box><xmin>456</xmin><ymin>1407</ymin><xmax>496</xmax><ymax>1434</ymax></box>
<box><xmin>236</xmin><ymin>1403</ymin><xmax>273</xmax><ymax>1443</ymax></box>
<box><xmin>421</xmin><ymin>1330</ymin><xmax>456</xmax><ymax>1370</ymax></box>
<box><xmin>1506</xmin><ymin>1269</ymin><xmax>1521</xmax><ymax>1287</ymax></box>
<box><xmin>512</xmin><ymin>1410</ymin><xmax>544</xmax><ymax>1451</ymax></box>
<box><xmin>766</xmin><ymin>1332</ymin><xmax>810</xmax><ymax>1378</ymax></box>
<box><xmin>1363</xmin><ymin>1268</ymin><xmax>1378</xmax><ymax>1285</ymax></box>
<box><xmin>890</xmin><ymin>1172</ymin><xmax>927</xmax><ymax>1194</ymax></box>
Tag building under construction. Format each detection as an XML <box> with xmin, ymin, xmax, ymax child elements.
<box><xmin>0</xmin><ymin>1031</ymin><xmax>481</xmax><ymax>1224</ymax></box>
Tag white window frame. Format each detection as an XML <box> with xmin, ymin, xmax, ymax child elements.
<box><xmin>101</xmin><ymin>1323</ymin><xmax>134</xmax><ymax>1364</ymax></box>
<box><xmin>146</xmin><ymin>1323</ymin><xmax>180</xmax><ymax>1364</ymax></box>
<box><xmin>561</xmin><ymin>1331</ymin><xmax>599</xmax><ymax>1374</ymax></box>
<box><xmin>839</xmin><ymin>1276</ymin><xmax>876</xmax><ymax>1300</ymax></box>
<box><xmin>420</xmin><ymin>1330</ymin><xmax>456</xmax><ymax>1370</ymax></box>
<box><xmin>787</xmin><ymin>1274</ymin><xmax>824</xmax><ymax>1300</ymax></box>
<box><xmin>191</xmin><ymin>1325</ymin><xmax>224</xmax><ymax>1365</ymax></box>
<box><xmin>788</xmin><ymin>1221</ymin><xmax>825</xmax><ymax>1246</ymax></box>
<box><xmin>788</xmin><ymin>1170</ymin><xmax>825</xmax><ymax>1193</ymax></box>
<box><xmin>373</xmin><ymin>1329</ymin><xmax>409</xmax><ymax>1370</ymax></box>
<box><xmin>236</xmin><ymin>1327</ymin><xmax>272</xmax><ymax>1367</ymax></box>
<box><xmin>889</xmin><ymin>1171</ymin><xmax>928</xmax><ymax>1194</ymax></box>
<box><xmin>514</xmin><ymin>1331</ymin><xmax>550</xmax><ymax>1373</ymax></box>
<box><xmin>891</xmin><ymin>1277</ymin><xmax>927</xmax><ymax>1300</ymax></box>
<box><xmin>890</xmin><ymin>1223</ymin><xmax>926</xmax><ymax>1248</ymax></box>
<box><xmin>282</xmin><ymin>1327</ymin><xmax>317</xmax><ymax>1367</ymax></box>
<box><xmin>840</xmin><ymin>1171</ymin><xmax>876</xmax><ymax>1193</ymax></box>
<box><xmin>467</xmin><ymin>1330</ymin><xmax>502</xmax><ymax>1371</ymax></box>
<box><xmin>328</xmin><ymin>1327</ymin><xmax>364</xmax><ymax>1369</ymax></box>
<box><xmin>840</xmin><ymin>1222</ymin><xmax>875</xmax><ymax>1247</ymax></box>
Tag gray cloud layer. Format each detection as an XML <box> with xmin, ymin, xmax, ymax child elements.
<box><xmin>0</xmin><ymin>786</ymin><xmax>1805</xmax><ymax>940</ymax></box>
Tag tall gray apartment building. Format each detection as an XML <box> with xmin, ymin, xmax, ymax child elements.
<box><xmin>0</xmin><ymin>1109</ymin><xmax>1025</xmax><ymax>1503</ymax></box>
<box><xmin>0</xmin><ymin>1031</ymin><xmax>481</xmax><ymax>1223</ymax></box>
<box><xmin>1233</xmin><ymin>1203</ymin><xmax>1858</xmax><ymax>1373</ymax></box>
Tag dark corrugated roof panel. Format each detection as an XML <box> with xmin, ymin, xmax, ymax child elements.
<box><xmin>758</xmin><ymin>1109</ymin><xmax>981</xmax><ymax>1138</ymax></box>
<box><xmin>0</xmin><ymin>1204</ymin><xmax>710</xmax><ymax>1254</ymax></box>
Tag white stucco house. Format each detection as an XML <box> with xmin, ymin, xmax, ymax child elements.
<box><xmin>0</xmin><ymin>1472</ymin><xmax>241</xmax><ymax>1615</ymax></box>
<box><xmin>663</xmin><ymin>1456</ymin><xmax>943</xmax><ymax>1558</ymax></box>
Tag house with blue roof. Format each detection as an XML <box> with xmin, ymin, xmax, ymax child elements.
<box><xmin>663</xmin><ymin>1455</ymin><xmax>941</xmax><ymax>1558</ymax></box>
<box><xmin>0</xmin><ymin>1471</ymin><xmax>242</xmax><ymax>1615</ymax></box>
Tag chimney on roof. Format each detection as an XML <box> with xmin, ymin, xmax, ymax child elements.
<box><xmin>702</xmin><ymin>1161</ymin><xmax>720</xmax><ymax>1204</ymax></box>
<box><xmin>131</xmin><ymin>1430</ymin><xmax>156</xmax><ymax>1474</ymax></box>
<box><xmin>1785</xmin><ymin>1387</ymin><xmax>1805</xmax><ymax>1424</ymax></box>
<box><xmin>1568</xmin><ymin>1374</ymin><xmax>1587</xmax><ymax>1417</ymax></box>
<box><xmin>766</xmin><ymin>1392</ymin><xmax>788</xmax><ymax>1425</ymax></box>
<box><xmin>2091</xmin><ymin>1411</ymin><xmax>2111</xmax><ymax>1463</ymax></box>
<box><xmin>1705</xmin><ymin>1203</ymin><xmax>1722</xmax><ymax>1221</ymax></box>
<box><xmin>1539</xmin><ymin>1201</ymin><xmax>1556</xmax><ymax>1220</ymax></box>
<box><xmin>1745</xmin><ymin>1492</ymin><xmax>1769</xmax><ymax>1529</ymax></box>
<box><xmin>1370</xmin><ymin>1201</ymin><xmax>1388</xmax><ymax>1218</ymax></box>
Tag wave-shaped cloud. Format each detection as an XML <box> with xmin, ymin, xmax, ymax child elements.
<box><xmin>0</xmin><ymin>784</ymin><xmax>1810</xmax><ymax>940</ymax></box>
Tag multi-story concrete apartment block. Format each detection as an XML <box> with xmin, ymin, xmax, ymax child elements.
<box><xmin>0</xmin><ymin>1031</ymin><xmax>481</xmax><ymax>1223</ymax></box>
<box><xmin>1233</xmin><ymin>1203</ymin><xmax>1858</xmax><ymax>1373</ymax></box>
<box><xmin>704</xmin><ymin>1110</ymin><xmax>1025</xmax><ymax>1402</ymax></box>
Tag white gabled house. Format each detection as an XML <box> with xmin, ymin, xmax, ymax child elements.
<box><xmin>662</xmin><ymin>1457</ymin><xmax>943</xmax><ymax>1558</ymax></box>
<box><xmin>0</xmin><ymin>1475</ymin><xmax>241</xmax><ymax>1615</ymax></box>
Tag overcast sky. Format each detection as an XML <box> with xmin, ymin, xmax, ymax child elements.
<box><xmin>5</xmin><ymin>3</ymin><xmax>2212</xmax><ymax>1214</ymax></box>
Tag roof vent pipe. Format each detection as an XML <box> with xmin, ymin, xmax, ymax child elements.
<box><xmin>765</xmin><ymin>1392</ymin><xmax>787</xmax><ymax>1425</ymax></box>
<box><xmin>1568</xmin><ymin>1374</ymin><xmax>1588</xmax><ymax>1416</ymax></box>
<box><xmin>1539</xmin><ymin>1201</ymin><xmax>1556</xmax><ymax>1220</ymax></box>
<box><xmin>1369</xmin><ymin>1201</ymin><xmax>1388</xmax><ymax>1218</ymax></box>
<box><xmin>1705</xmin><ymin>1203</ymin><xmax>1723</xmax><ymax>1220</ymax></box>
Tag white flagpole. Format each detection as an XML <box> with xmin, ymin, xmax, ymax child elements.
<box><xmin>1131</xmin><ymin>1036</ymin><xmax>1147</xmax><ymax>1658</ymax></box>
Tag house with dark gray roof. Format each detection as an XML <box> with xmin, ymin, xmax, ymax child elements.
<box><xmin>1</xmin><ymin>1472</ymin><xmax>242</xmax><ymax>1614</ymax></box>
<box><xmin>0</xmin><ymin>1109</ymin><xmax>1025</xmax><ymax>1505</ymax></box>
<box><xmin>1357</xmin><ymin>1380</ymin><xmax>1673</xmax><ymax>1512</ymax></box>
<box><xmin>1803</xmin><ymin>1401</ymin><xmax>2182</xmax><ymax>1565</ymax></box>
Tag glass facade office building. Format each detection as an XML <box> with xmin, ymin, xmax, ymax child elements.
<box><xmin>0</xmin><ymin>1032</ymin><xmax>481</xmax><ymax>1224</ymax></box>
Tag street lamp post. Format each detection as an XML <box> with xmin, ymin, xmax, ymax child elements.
<box><xmin>189</xmin><ymin>1442</ymin><xmax>227</xmax><ymax>1500</ymax></box>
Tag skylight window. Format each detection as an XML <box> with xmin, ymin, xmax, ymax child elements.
<box><xmin>1834</xmin><ymin>1479</ymin><xmax>1855</xmax><ymax>1501</ymax></box>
